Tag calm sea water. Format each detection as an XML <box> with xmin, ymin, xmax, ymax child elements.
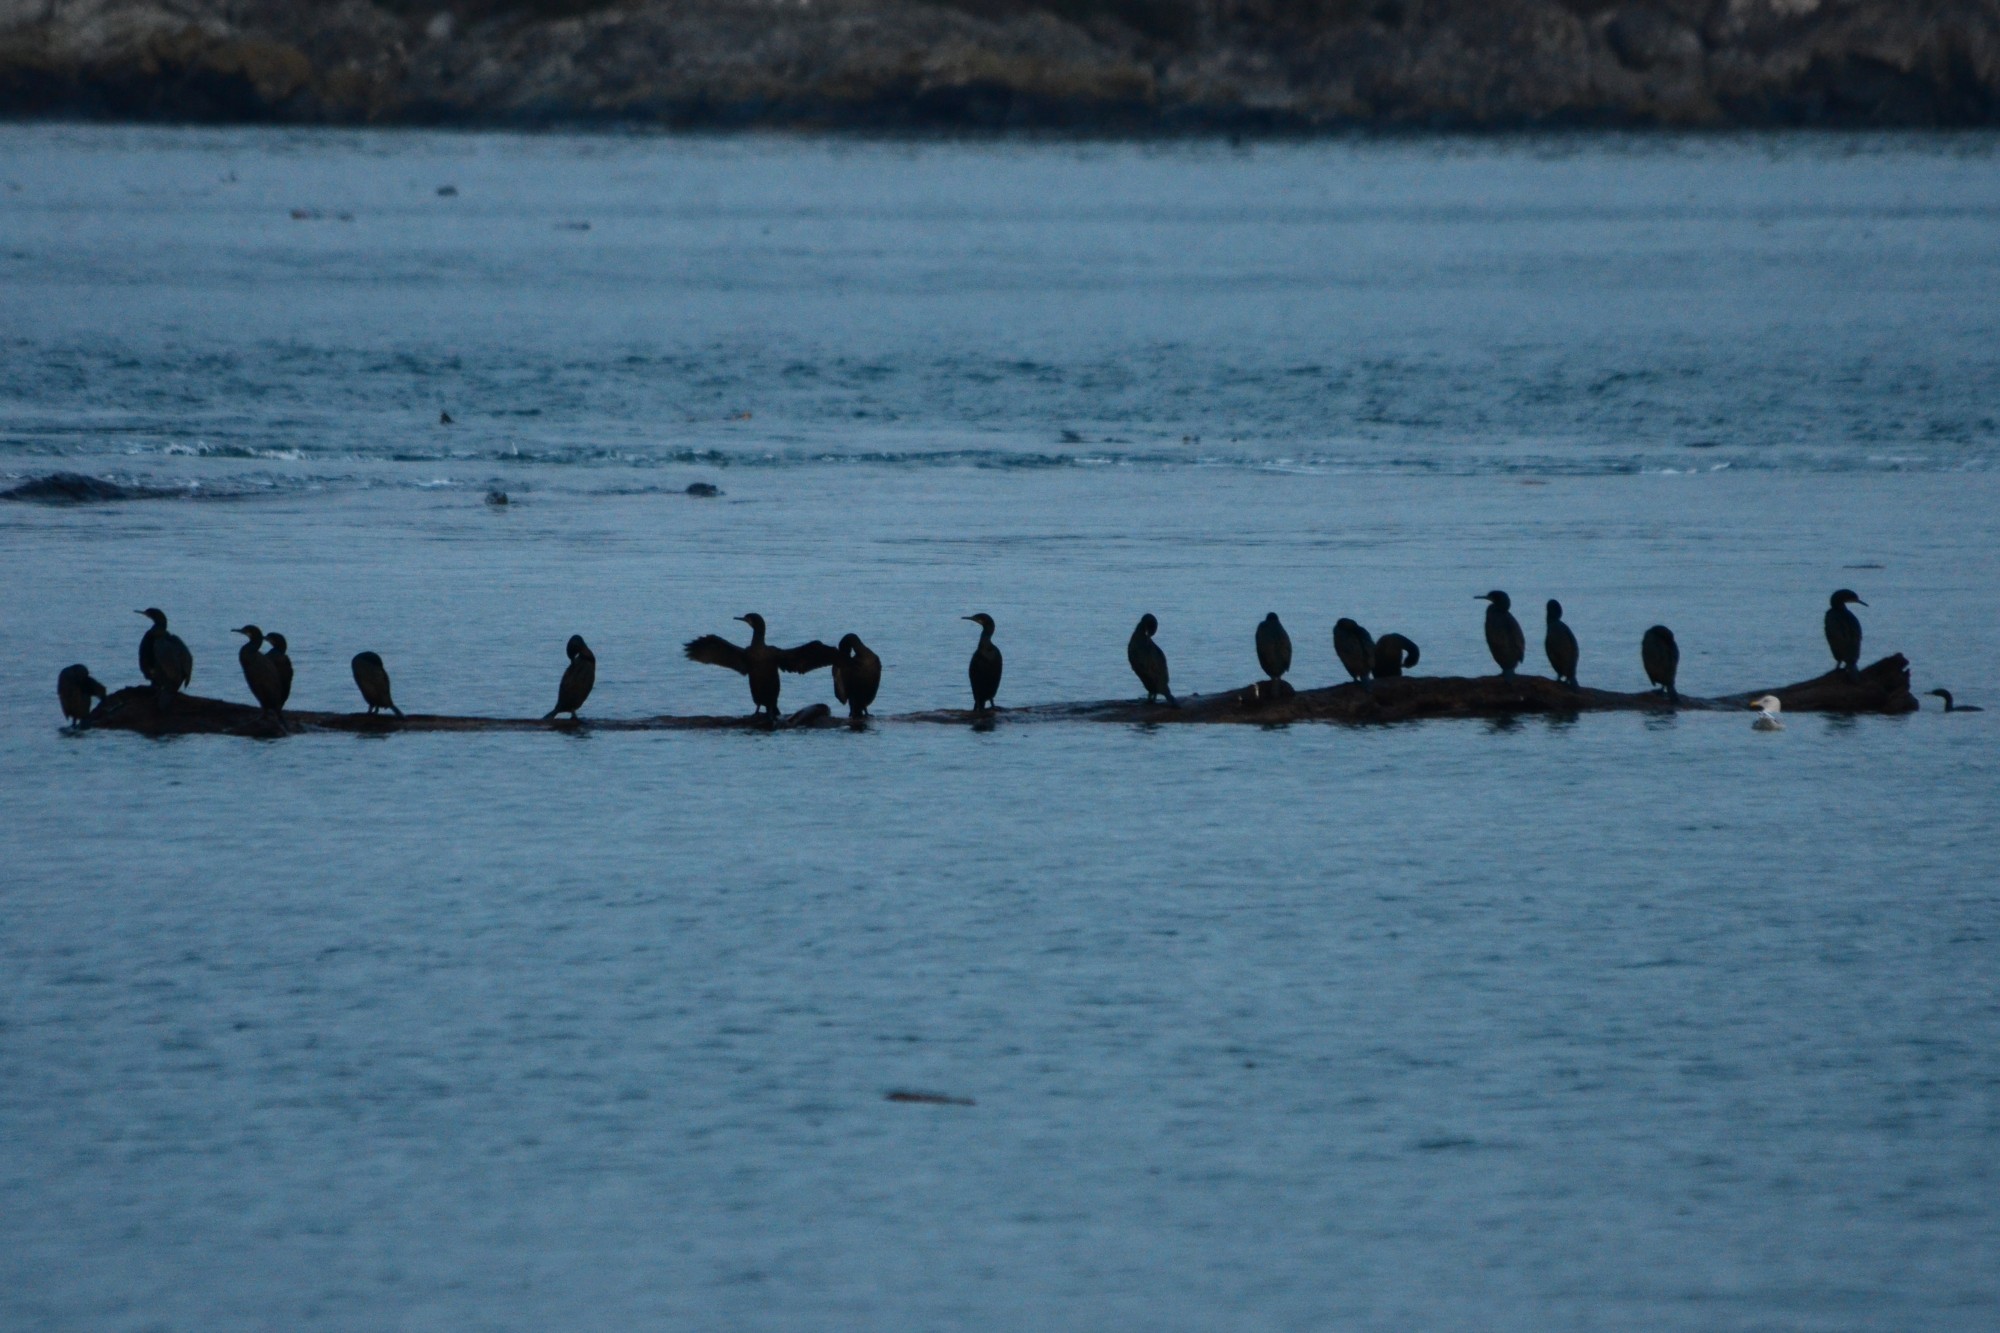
<box><xmin>3</xmin><ymin>126</ymin><xmax>1998</xmax><ymax>1329</ymax></box>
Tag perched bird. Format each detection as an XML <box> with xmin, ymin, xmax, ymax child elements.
<box><xmin>136</xmin><ymin>608</ymin><xmax>193</xmax><ymax>697</ymax></box>
<box><xmin>57</xmin><ymin>664</ymin><xmax>106</xmax><ymax>726</ymax></box>
<box><xmin>233</xmin><ymin>625</ymin><xmax>286</xmax><ymax>716</ymax></box>
<box><xmin>1544</xmin><ymin>599</ymin><xmax>1580</xmax><ymax>689</ymax></box>
<box><xmin>1332</xmin><ymin>618</ymin><xmax>1375</xmax><ymax>686</ymax></box>
<box><xmin>351</xmin><ymin>651</ymin><xmax>402</xmax><ymax>716</ymax></box>
<box><xmin>1750</xmin><ymin>694</ymin><xmax>1784</xmax><ymax>731</ymax></box>
<box><xmin>1824</xmin><ymin>589</ymin><xmax>1866</xmax><ymax>675</ymax></box>
<box><xmin>263</xmin><ymin>631</ymin><xmax>294</xmax><ymax>709</ymax></box>
<box><xmin>546</xmin><ymin>634</ymin><xmax>595</xmax><ymax>720</ymax></box>
<box><xmin>1373</xmin><ymin>633</ymin><xmax>1420</xmax><ymax>678</ymax></box>
<box><xmin>963</xmin><ymin>613</ymin><xmax>1003</xmax><ymax>712</ymax></box>
<box><xmin>832</xmin><ymin>634</ymin><xmax>882</xmax><ymax>719</ymax></box>
<box><xmin>1642</xmin><ymin>625</ymin><xmax>1680</xmax><ymax>702</ymax></box>
<box><xmin>1477</xmin><ymin>591</ymin><xmax>1525</xmax><ymax>677</ymax></box>
<box><xmin>1928</xmin><ymin>689</ymin><xmax>1983</xmax><ymax>713</ymax></box>
<box><xmin>684</xmin><ymin>614</ymin><xmax>836</xmax><ymax>721</ymax></box>
<box><xmin>1127</xmin><ymin>614</ymin><xmax>1175</xmax><ymax>706</ymax></box>
<box><xmin>1255</xmin><ymin>613</ymin><xmax>1291</xmax><ymax>682</ymax></box>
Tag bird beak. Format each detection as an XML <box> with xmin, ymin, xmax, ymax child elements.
<box><xmin>1855</xmin><ymin>598</ymin><xmax>1868</xmax><ymax>606</ymax></box>
<box><xmin>133</xmin><ymin>609</ymin><xmax>145</xmax><ymax>616</ymax></box>
<box><xmin>962</xmin><ymin>616</ymin><xmax>976</xmax><ymax>622</ymax></box>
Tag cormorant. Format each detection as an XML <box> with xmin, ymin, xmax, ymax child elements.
<box><xmin>1928</xmin><ymin>689</ymin><xmax>1983</xmax><ymax>713</ymax></box>
<box><xmin>263</xmin><ymin>631</ymin><xmax>294</xmax><ymax>709</ymax></box>
<box><xmin>1477</xmin><ymin>591</ymin><xmax>1525</xmax><ymax>677</ymax></box>
<box><xmin>234</xmin><ymin>625</ymin><xmax>286</xmax><ymax>716</ymax></box>
<box><xmin>546</xmin><ymin>634</ymin><xmax>595</xmax><ymax>720</ymax></box>
<box><xmin>1374</xmin><ymin>633</ymin><xmax>1420</xmax><ymax>678</ymax></box>
<box><xmin>1544</xmin><ymin>599</ymin><xmax>1580</xmax><ymax>689</ymax></box>
<box><xmin>1824</xmin><ymin>589</ymin><xmax>1866</xmax><ymax>675</ymax></box>
<box><xmin>1255</xmin><ymin>613</ymin><xmax>1291</xmax><ymax>682</ymax></box>
<box><xmin>963</xmin><ymin>614</ymin><xmax>1003</xmax><ymax>712</ymax></box>
<box><xmin>1751</xmin><ymin>695</ymin><xmax>1784</xmax><ymax>731</ymax></box>
<box><xmin>684</xmin><ymin>614</ymin><xmax>837</xmax><ymax>721</ymax></box>
<box><xmin>351</xmin><ymin>651</ymin><xmax>402</xmax><ymax>716</ymax></box>
<box><xmin>57</xmin><ymin>664</ymin><xmax>106</xmax><ymax>726</ymax></box>
<box><xmin>1127</xmin><ymin>614</ymin><xmax>1175</xmax><ymax>705</ymax></box>
<box><xmin>1332</xmin><ymin>618</ymin><xmax>1375</xmax><ymax>686</ymax></box>
<box><xmin>832</xmin><ymin>634</ymin><xmax>882</xmax><ymax>719</ymax></box>
<box><xmin>1642</xmin><ymin>625</ymin><xmax>1680</xmax><ymax>702</ymax></box>
<box><xmin>136</xmin><ymin>608</ymin><xmax>193</xmax><ymax>697</ymax></box>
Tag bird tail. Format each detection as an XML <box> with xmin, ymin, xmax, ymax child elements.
<box><xmin>390</xmin><ymin>703</ymin><xmax>404</xmax><ymax>717</ymax></box>
<box><xmin>543</xmin><ymin>708</ymin><xmax>559</xmax><ymax>720</ymax></box>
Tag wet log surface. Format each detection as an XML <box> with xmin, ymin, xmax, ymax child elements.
<box><xmin>78</xmin><ymin>655</ymin><xmax>1918</xmax><ymax>736</ymax></box>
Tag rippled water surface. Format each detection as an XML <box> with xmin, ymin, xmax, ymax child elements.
<box><xmin>3</xmin><ymin>127</ymin><xmax>1998</xmax><ymax>1330</ymax></box>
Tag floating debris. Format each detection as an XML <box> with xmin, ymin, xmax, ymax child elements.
<box><xmin>485</xmin><ymin>490</ymin><xmax>509</xmax><ymax>506</ymax></box>
<box><xmin>886</xmin><ymin>1091</ymin><xmax>975</xmax><ymax>1106</ymax></box>
<box><xmin>556</xmin><ymin>221</ymin><xmax>591</xmax><ymax>231</ymax></box>
<box><xmin>685</xmin><ymin>482</ymin><xmax>721</xmax><ymax>497</ymax></box>
<box><xmin>439</xmin><ymin>411</ymin><xmax>454</xmax><ymax>425</ymax></box>
<box><xmin>437</xmin><ymin>185</ymin><xmax>458</xmax><ymax>197</ymax></box>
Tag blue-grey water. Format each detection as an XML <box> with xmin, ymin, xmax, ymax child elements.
<box><xmin>3</xmin><ymin>126</ymin><xmax>1998</xmax><ymax>1329</ymax></box>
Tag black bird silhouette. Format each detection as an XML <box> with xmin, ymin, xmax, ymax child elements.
<box><xmin>685</xmin><ymin>614</ymin><xmax>836</xmax><ymax>721</ymax></box>
<box><xmin>136</xmin><ymin>608</ymin><xmax>193</xmax><ymax>698</ymax></box>
<box><xmin>1478</xmin><ymin>591</ymin><xmax>1525</xmax><ymax>677</ymax></box>
<box><xmin>1127</xmin><ymin>614</ymin><xmax>1175</xmax><ymax>706</ymax></box>
<box><xmin>963</xmin><ymin>614</ymin><xmax>1003</xmax><ymax>712</ymax></box>
<box><xmin>1255</xmin><ymin>613</ymin><xmax>1291</xmax><ymax>682</ymax></box>
<box><xmin>832</xmin><ymin>634</ymin><xmax>882</xmax><ymax>719</ymax></box>
<box><xmin>1333</xmin><ymin>618</ymin><xmax>1375</xmax><ymax>687</ymax></box>
<box><xmin>351</xmin><ymin>651</ymin><xmax>402</xmax><ymax>716</ymax></box>
<box><xmin>1373</xmin><ymin>633</ymin><xmax>1420</xmax><ymax>678</ymax></box>
<box><xmin>546</xmin><ymin>634</ymin><xmax>596</xmax><ymax>720</ymax></box>
<box><xmin>1641</xmin><ymin>625</ymin><xmax>1680</xmax><ymax>702</ymax></box>
<box><xmin>234</xmin><ymin>625</ymin><xmax>286</xmax><ymax>716</ymax></box>
<box><xmin>1824</xmin><ymin>589</ymin><xmax>1865</xmax><ymax>675</ymax></box>
<box><xmin>1928</xmin><ymin>689</ymin><xmax>1982</xmax><ymax>713</ymax></box>
<box><xmin>263</xmin><ymin>631</ymin><xmax>294</xmax><ymax>709</ymax></box>
<box><xmin>1544</xmin><ymin>599</ymin><xmax>1580</xmax><ymax>689</ymax></box>
<box><xmin>57</xmin><ymin>664</ymin><xmax>106</xmax><ymax>726</ymax></box>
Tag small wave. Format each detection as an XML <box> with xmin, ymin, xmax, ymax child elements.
<box><xmin>0</xmin><ymin>471</ymin><xmax>183</xmax><ymax>504</ymax></box>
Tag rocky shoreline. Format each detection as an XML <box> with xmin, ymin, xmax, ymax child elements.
<box><xmin>2</xmin><ymin>0</ymin><xmax>1997</xmax><ymax>131</ymax></box>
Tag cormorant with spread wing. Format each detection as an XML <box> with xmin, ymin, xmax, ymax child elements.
<box><xmin>685</xmin><ymin>614</ymin><xmax>836</xmax><ymax>722</ymax></box>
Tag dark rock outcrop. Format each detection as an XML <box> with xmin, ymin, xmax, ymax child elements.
<box><xmin>3</xmin><ymin>0</ymin><xmax>1997</xmax><ymax>129</ymax></box>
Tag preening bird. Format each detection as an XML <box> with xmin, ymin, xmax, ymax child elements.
<box><xmin>1332</xmin><ymin>618</ymin><xmax>1375</xmax><ymax>686</ymax></box>
<box><xmin>57</xmin><ymin>664</ymin><xmax>106</xmax><ymax>726</ymax></box>
<box><xmin>1928</xmin><ymin>689</ymin><xmax>1982</xmax><ymax>713</ymax></box>
<box><xmin>263</xmin><ymin>631</ymin><xmax>293</xmax><ymax>709</ymax></box>
<box><xmin>1750</xmin><ymin>694</ymin><xmax>1784</xmax><ymax>731</ymax></box>
<box><xmin>1127</xmin><ymin>614</ymin><xmax>1175</xmax><ymax>706</ymax></box>
<box><xmin>1255</xmin><ymin>613</ymin><xmax>1291</xmax><ymax>682</ymax></box>
<box><xmin>136</xmin><ymin>608</ymin><xmax>193</xmax><ymax>697</ymax></box>
<box><xmin>832</xmin><ymin>634</ymin><xmax>882</xmax><ymax>719</ymax></box>
<box><xmin>351</xmin><ymin>651</ymin><xmax>402</xmax><ymax>716</ymax></box>
<box><xmin>234</xmin><ymin>625</ymin><xmax>286</xmax><ymax>716</ymax></box>
<box><xmin>964</xmin><ymin>613</ymin><xmax>1003</xmax><ymax>712</ymax></box>
<box><xmin>1373</xmin><ymin>633</ymin><xmax>1420</xmax><ymax>678</ymax></box>
<box><xmin>684</xmin><ymin>614</ymin><xmax>836</xmax><ymax>721</ymax></box>
<box><xmin>1824</xmin><ymin>589</ymin><xmax>1865</xmax><ymax>675</ymax></box>
<box><xmin>1641</xmin><ymin>625</ymin><xmax>1680</xmax><ymax>702</ymax></box>
<box><xmin>1544</xmin><ymin>599</ymin><xmax>1580</xmax><ymax>689</ymax></box>
<box><xmin>1477</xmin><ymin>591</ymin><xmax>1525</xmax><ymax>677</ymax></box>
<box><xmin>546</xmin><ymin>634</ymin><xmax>595</xmax><ymax>720</ymax></box>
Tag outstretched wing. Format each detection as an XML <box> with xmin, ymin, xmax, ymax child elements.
<box><xmin>684</xmin><ymin>635</ymin><xmax>750</xmax><ymax>675</ymax></box>
<box><xmin>777</xmin><ymin>640</ymin><xmax>839</xmax><ymax>673</ymax></box>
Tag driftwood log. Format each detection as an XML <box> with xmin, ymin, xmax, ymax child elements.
<box><xmin>75</xmin><ymin>655</ymin><xmax>1918</xmax><ymax>737</ymax></box>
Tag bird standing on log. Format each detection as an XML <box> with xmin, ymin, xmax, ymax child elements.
<box><xmin>1544</xmin><ymin>599</ymin><xmax>1580</xmax><ymax>689</ymax></box>
<box><xmin>1824</xmin><ymin>589</ymin><xmax>1865</xmax><ymax>676</ymax></box>
<box><xmin>57</xmin><ymin>664</ymin><xmax>106</xmax><ymax>726</ymax></box>
<box><xmin>263</xmin><ymin>631</ymin><xmax>294</xmax><ymax>710</ymax></box>
<box><xmin>1127</xmin><ymin>614</ymin><xmax>1175</xmax><ymax>706</ymax></box>
<box><xmin>136</xmin><ymin>608</ymin><xmax>193</xmax><ymax>698</ymax></box>
<box><xmin>1333</xmin><ymin>618</ymin><xmax>1375</xmax><ymax>687</ymax></box>
<box><xmin>685</xmin><ymin>614</ymin><xmax>836</xmax><ymax>722</ymax></box>
<box><xmin>1642</xmin><ymin>625</ymin><xmax>1680</xmax><ymax>702</ymax></box>
<box><xmin>546</xmin><ymin>634</ymin><xmax>595</xmax><ymax>720</ymax></box>
<box><xmin>351</xmin><ymin>651</ymin><xmax>402</xmax><ymax>716</ymax></box>
<box><xmin>234</xmin><ymin>625</ymin><xmax>286</xmax><ymax>717</ymax></box>
<box><xmin>832</xmin><ymin>634</ymin><xmax>882</xmax><ymax>719</ymax></box>
<box><xmin>1255</xmin><ymin>613</ymin><xmax>1291</xmax><ymax>683</ymax></box>
<box><xmin>1478</xmin><ymin>591</ymin><xmax>1525</xmax><ymax>677</ymax></box>
<box><xmin>964</xmin><ymin>614</ymin><xmax>1003</xmax><ymax>713</ymax></box>
<box><xmin>1373</xmin><ymin>633</ymin><xmax>1419</xmax><ymax>678</ymax></box>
